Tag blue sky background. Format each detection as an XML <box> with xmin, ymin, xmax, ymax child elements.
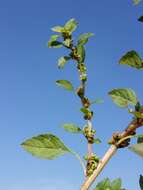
<box><xmin>0</xmin><ymin>0</ymin><xmax>143</xmax><ymax>189</ymax></box>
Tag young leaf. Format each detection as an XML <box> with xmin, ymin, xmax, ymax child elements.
<box><xmin>108</xmin><ymin>88</ymin><xmax>138</xmax><ymax>108</ymax></box>
<box><xmin>77</xmin><ymin>45</ymin><xmax>85</xmax><ymax>63</ymax></box>
<box><xmin>80</xmin><ymin>107</ymin><xmax>90</xmax><ymax>114</ymax></box>
<box><xmin>56</xmin><ymin>80</ymin><xmax>74</xmax><ymax>91</ymax></box>
<box><xmin>128</xmin><ymin>143</ymin><xmax>143</xmax><ymax>158</ymax></box>
<box><xmin>63</xmin><ymin>39</ymin><xmax>71</xmax><ymax>47</ymax></box>
<box><xmin>77</xmin><ymin>33</ymin><xmax>94</xmax><ymax>45</ymax></box>
<box><xmin>48</xmin><ymin>35</ymin><xmax>62</xmax><ymax>48</ymax></box>
<box><xmin>64</xmin><ymin>18</ymin><xmax>78</xmax><ymax>33</ymax></box>
<box><xmin>139</xmin><ymin>175</ymin><xmax>143</xmax><ymax>190</ymax></box>
<box><xmin>119</xmin><ymin>51</ymin><xmax>143</xmax><ymax>70</ymax></box>
<box><xmin>138</xmin><ymin>16</ymin><xmax>143</xmax><ymax>22</ymax></box>
<box><xmin>94</xmin><ymin>138</ymin><xmax>102</xmax><ymax>144</ymax></box>
<box><xmin>62</xmin><ymin>123</ymin><xmax>82</xmax><ymax>134</ymax></box>
<box><xmin>51</xmin><ymin>26</ymin><xmax>64</xmax><ymax>33</ymax></box>
<box><xmin>21</xmin><ymin>134</ymin><xmax>71</xmax><ymax>160</ymax></box>
<box><xmin>91</xmin><ymin>99</ymin><xmax>104</xmax><ymax>105</ymax></box>
<box><xmin>58</xmin><ymin>56</ymin><xmax>71</xmax><ymax>69</ymax></box>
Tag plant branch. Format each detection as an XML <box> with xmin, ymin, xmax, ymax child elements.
<box><xmin>80</xmin><ymin>145</ymin><xmax>117</xmax><ymax>190</ymax></box>
<box><xmin>80</xmin><ymin>117</ymin><xmax>143</xmax><ymax>190</ymax></box>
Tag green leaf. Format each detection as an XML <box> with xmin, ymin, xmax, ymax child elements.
<box><xmin>64</xmin><ymin>18</ymin><xmax>78</xmax><ymax>33</ymax></box>
<box><xmin>51</xmin><ymin>26</ymin><xmax>64</xmax><ymax>33</ymax></box>
<box><xmin>108</xmin><ymin>88</ymin><xmax>138</xmax><ymax>108</ymax></box>
<box><xmin>139</xmin><ymin>175</ymin><xmax>143</xmax><ymax>190</ymax></box>
<box><xmin>77</xmin><ymin>45</ymin><xmax>85</xmax><ymax>63</ymax></box>
<box><xmin>78</xmin><ymin>33</ymin><xmax>94</xmax><ymax>45</ymax></box>
<box><xmin>111</xmin><ymin>179</ymin><xmax>122</xmax><ymax>190</ymax></box>
<box><xmin>56</xmin><ymin>80</ymin><xmax>74</xmax><ymax>91</ymax></box>
<box><xmin>21</xmin><ymin>134</ymin><xmax>70</xmax><ymax>160</ymax></box>
<box><xmin>119</xmin><ymin>51</ymin><xmax>143</xmax><ymax>70</ymax></box>
<box><xmin>80</xmin><ymin>107</ymin><xmax>90</xmax><ymax>114</ymax></box>
<box><xmin>62</xmin><ymin>123</ymin><xmax>82</xmax><ymax>134</ymax></box>
<box><xmin>91</xmin><ymin>99</ymin><xmax>104</xmax><ymax>105</ymax></box>
<box><xmin>58</xmin><ymin>56</ymin><xmax>71</xmax><ymax>69</ymax></box>
<box><xmin>94</xmin><ymin>178</ymin><xmax>111</xmax><ymax>190</ymax></box>
<box><xmin>128</xmin><ymin>143</ymin><xmax>143</xmax><ymax>158</ymax></box>
<box><xmin>94</xmin><ymin>178</ymin><xmax>126</xmax><ymax>190</ymax></box>
<box><xmin>94</xmin><ymin>138</ymin><xmax>102</xmax><ymax>144</ymax></box>
<box><xmin>63</xmin><ymin>39</ymin><xmax>71</xmax><ymax>47</ymax></box>
<box><xmin>133</xmin><ymin>0</ymin><xmax>141</xmax><ymax>5</ymax></box>
<box><xmin>138</xmin><ymin>16</ymin><xmax>143</xmax><ymax>22</ymax></box>
<box><xmin>133</xmin><ymin>111</ymin><xmax>143</xmax><ymax>119</ymax></box>
<box><xmin>48</xmin><ymin>35</ymin><xmax>62</xmax><ymax>48</ymax></box>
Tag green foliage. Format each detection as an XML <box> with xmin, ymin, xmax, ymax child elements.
<box><xmin>64</xmin><ymin>18</ymin><xmax>78</xmax><ymax>34</ymax></box>
<box><xmin>80</xmin><ymin>107</ymin><xmax>90</xmax><ymax>114</ymax></box>
<box><xmin>138</xmin><ymin>15</ymin><xmax>143</xmax><ymax>22</ymax></box>
<box><xmin>62</xmin><ymin>123</ymin><xmax>82</xmax><ymax>134</ymax></box>
<box><xmin>90</xmin><ymin>99</ymin><xmax>104</xmax><ymax>105</ymax></box>
<box><xmin>119</xmin><ymin>51</ymin><xmax>143</xmax><ymax>70</ymax></box>
<box><xmin>56</xmin><ymin>80</ymin><xmax>74</xmax><ymax>91</ymax></box>
<box><xmin>139</xmin><ymin>175</ymin><xmax>143</xmax><ymax>190</ymax></box>
<box><xmin>94</xmin><ymin>178</ymin><xmax>126</xmax><ymax>190</ymax></box>
<box><xmin>21</xmin><ymin>134</ymin><xmax>71</xmax><ymax>159</ymax></box>
<box><xmin>78</xmin><ymin>33</ymin><xmax>94</xmax><ymax>45</ymax></box>
<box><xmin>51</xmin><ymin>18</ymin><xmax>78</xmax><ymax>34</ymax></box>
<box><xmin>58</xmin><ymin>56</ymin><xmax>71</xmax><ymax>69</ymax></box>
<box><xmin>108</xmin><ymin>88</ymin><xmax>138</xmax><ymax>108</ymax></box>
<box><xmin>51</xmin><ymin>26</ymin><xmax>64</xmax><ymax>33</ymax></box>
<box><xmin>93</xmin><ymin>138</ymin><xmax>102</xmax><ymax>144</ymax></box>
<box><xmin>77</xmin><ymin>45</ymin><xmax>86</xmax><ymax>63</ymax></box>
<box><xmin>133</xmin><ymin>0</ymin><xmax>141</xmax><ymax>5</ymax></box>
<box><xmin>48</xmin><ymin>35</ymin><xmax>62</xmax><ymax>48</ymax></box>
<box><xmin>128</xmin><ymin>143</ymin><xmax>143</xmax><ymax>158</ymax></box>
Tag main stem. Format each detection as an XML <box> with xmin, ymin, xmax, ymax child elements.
<box><xmin>87</xmin><ymin>120</ymin><xmax>93</xmax><ymax>158</ymax></box>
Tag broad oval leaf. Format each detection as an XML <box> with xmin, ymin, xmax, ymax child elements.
<box><xmin>77</xmin><ymin>45</ymin><xmax>85</xmax><ymax>63</ymax></box>
<box><xmin>21</xmin><ymin>134</ymin><xmax>70</xmax><ymax>160</ymax></box>
<box><xmin>56</xmin><ymin>80</ymin><xmax>74</xmax><ymax>91</ymax></box>
<box><xmin>62</xmin><ymin>123</ymin><xmax>82</xmax><ymax>134</ymax></box>
<box><xmin>119</xmin><ymin>51</ymin><xmax>143</xmax><ymax>70</ymax></box>
<box><xmin>64</xmin><ymin>18</ymin><xmax>78</xmax><ymax>33</ymax></box>
<box><xmin>129</xmin><ymin>143</ymin><xmax>143</xmax><ymax>158</ymax></box>
<box><xmin>108</xmin><ymin>88</ymin><xmax>138</xmax><ymax>108</ymax></box>
<box><xmin>78</xmin><ymin>33</ymin><xmax>94</xmax><ymax>45</ymax></box>
<box><xmin>58</xmin><ymin>56</ymin><xmax>71</xmax><ymax>69</ymax></box>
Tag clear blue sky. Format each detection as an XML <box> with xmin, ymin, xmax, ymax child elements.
<box><xmin>0</xmin><ymin>0</ymin><xmax>143</xmax><ymax>189</ymax></box>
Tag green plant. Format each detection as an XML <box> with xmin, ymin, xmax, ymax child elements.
<box><xmin>21</xmin><ymin>2</ymin><xmax>143</xmax><ymax>190</ymax></box>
